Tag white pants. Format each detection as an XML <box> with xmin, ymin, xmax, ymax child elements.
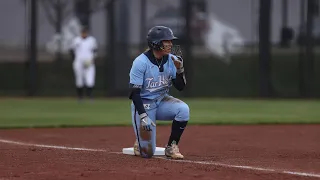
<box><xmin>73</xmin><ymin>62</ymin><xmax>95</xmax><ymax>88</ymax></box>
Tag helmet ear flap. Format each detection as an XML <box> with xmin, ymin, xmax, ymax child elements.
<box><xmin>148</xmin><ymin>40</ymin><xmax>163</xmax><ymax>51</ymax></box>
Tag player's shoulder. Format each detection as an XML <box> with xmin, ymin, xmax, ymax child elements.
<box><xmin>82</xmin><ymin>36</ymin><xmax>96</xmax><ymax>43</ymax></box>
<box><xmin>134</xmin><ymin>53</ymin><xmax>149</xmax><ymax>64</ymax></box>
<box><xmin>131</xmin><ymin>53</ymin><xmax>149</xmax><ymax>68</ymax></box>
<box><xmin>87</xmin><ymin>36</ymin><xmax>96</xmax><ymax>41</ymax></box>
<box><xmin>73</xmin><ymin>36</ymin><xmax>81</xmax><ymax>42</ymax></box>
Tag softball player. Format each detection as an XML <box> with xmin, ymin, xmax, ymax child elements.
<box><xmin>129</xmin><ymin>26</ymin><xmax>189</xmax><ymax>159</ymax></box>
<box><xmin>70</xmin><ymin>27</ymin><xmax>98</xmax><ymax>100</ymax></box>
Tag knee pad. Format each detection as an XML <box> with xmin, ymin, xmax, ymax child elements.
<box><xmin>132</xmin><ymin>113</ymin><xmax>156</xmax><ymax>158</ymax></box>
<box><xmin>139</xmin><ymin>125</ymin><xmax>156</xmax><ymax>158</ymax></box>
<box><xmin>139</xmin><ymin>140</ymin><xmax>155</xmax><ymax>158</ymax></box>
<box><xmin>176</xmin><ymin>103</ymin><xmax>190</xmax><ymax>121</ymax></box>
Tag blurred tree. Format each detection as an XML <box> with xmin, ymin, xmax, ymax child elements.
<box><xmin>74</xmin><ymin>0</ymin><xmax>107</xmax><ymax>29</ymax></box>
<box><xmin>40</xmin><ymin>0</ymin><xmax>73</xmax><ymax>34</ymax></box>
<box><xmin>21</xmin><ymin>0</ymin><xmax>110</xmax><ymax>62</ymax></box>
<box><xmin>39</xmin><ymin>0</ymin><xmax>73</xmax><ymax>63</ymax></box>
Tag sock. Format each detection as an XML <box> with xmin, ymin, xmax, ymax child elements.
<box><xmin>167</xmin><ymin>120</ymin><xmax>188</xmax><ymax>146</ymax></box>
<box><xmin>86</xmin><ymin>87</ymin><xmax>93</xmax><ymax>98</ymax></box>
<box><xmin>77</xmin><ymin>87</ymin><xmax>84</xmax><ymax>99</ymax></box>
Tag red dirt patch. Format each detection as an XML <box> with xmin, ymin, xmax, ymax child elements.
<box><xmin>0</xmin><ymin>125</ymin><xmax>319</xmax><ymax>180</ymax></box>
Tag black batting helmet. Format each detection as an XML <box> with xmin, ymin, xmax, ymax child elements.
<box><xmin>147</xmin><ymin>26</ymin><xmax>178</xmax><ymax>50</ymax></box>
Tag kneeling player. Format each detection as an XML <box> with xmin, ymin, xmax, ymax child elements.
<box><xmin>128</xmin><ymin>26</ymin><xmax>189</xmax><ymax>159</ymax></box>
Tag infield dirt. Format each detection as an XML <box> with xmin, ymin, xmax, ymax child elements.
<box><xmin>0</xmin><ymin>125</ymin><xmax>319</xmax><ymax>180</ymax></box>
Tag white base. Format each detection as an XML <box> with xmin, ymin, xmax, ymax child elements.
<box><xmin>122</xmin><ymin>147</ymin><xmax>166</xmax><ymax>156</ymax></box>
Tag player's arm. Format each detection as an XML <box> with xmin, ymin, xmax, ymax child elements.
<box><xmin>92</xmin><ymin>37</ymin><xmax>98</xmax><ymax>59</ymax></box>
<box><xmin>69</xmin><ymin>49</ymin><xmax>75</xmax><ymax>60</ymax></box>
<box><xmin>129</xmin><ymin>84</ymin><xmax>146</xmax><ymax>115</ymax></box>
<box><xmin>128</xmin><ymin>60</ymin><xmax>146</xmax><ymax>115</ymax></box>
<box><xmin>172</xmin><ymin>72</ymin><xmax>186</xmax><ymax>91</ymax></box>
<box><xmin>171</xmin><ymin>56</ymin><xmax>186</xmax><ymax>91</ymax></box>
<box><xmin>69</xmin><ymin>37</ymin><xmax>77</xmax><ymax>60</ymax></box>
<box><xmin>129</xmin><ymin>60</ymin><xmax>155</xmax><ymax>131</ymax></box>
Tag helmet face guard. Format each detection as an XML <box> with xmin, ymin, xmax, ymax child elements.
<box><xmin>147</xmin><ymin>26</ymin><xmax>178</xmax><ymax>51</ymax></box>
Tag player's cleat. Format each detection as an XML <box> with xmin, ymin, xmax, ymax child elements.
<box><xmin>133</xmin><ymin>140</ymin><xmax>140</xmax><ymax>156</ymax></box>
<box><xmin>165</xmin><ymin>141</ymin><xmax>184</xmax><ymax>159</ymax></box>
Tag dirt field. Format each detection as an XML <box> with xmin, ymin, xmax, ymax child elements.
<box><xmin>0</xmin><ymin>125</ymin><xmax>319</xmax><ymax>180</ymax></box>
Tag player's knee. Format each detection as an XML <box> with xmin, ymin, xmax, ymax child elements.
<box><xmin>140</xmin><ymin>144</ymin><xmax>155</xmax><ymax>158</ymax></box>
<box><xmin>176</xmin><ymin>103</ymin><xmax>190</xmax><ymax>121</ymax></box>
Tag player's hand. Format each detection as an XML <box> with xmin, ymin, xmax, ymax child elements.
<box><xmin>171</xmin><ymin>56</ymin><xmax>184</xmax><ymax>74</ymax></box>
<box><xmin>83</xmin><ymin>59</ymin><xmax>93</xmax><ymax>68</ymax></box>
<box><xmin>140</xmin><ymin>113</ymin><xmax>156</xmax><ymax>131</ymax></box>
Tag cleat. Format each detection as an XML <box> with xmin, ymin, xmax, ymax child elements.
<box><xmin>133</xmin><ymin>140</ymin><xmax>140</xmax><ymax>156</ymax></box>
<box><xmin>165</xmin><ymin>141</ymin><xmax>184</xmax><ymax>159</ymax></box>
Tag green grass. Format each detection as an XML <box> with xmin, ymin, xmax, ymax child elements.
<box><xmin>0</xmin><ymin>98</ymin><xmax>319</xmax><ymax>129</ymax></box>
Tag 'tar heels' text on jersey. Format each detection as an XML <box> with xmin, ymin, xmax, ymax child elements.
<box><xmin>145</xmin><ymin>75</ymin><xmax>172</xmax><ymax>92</ymax></box>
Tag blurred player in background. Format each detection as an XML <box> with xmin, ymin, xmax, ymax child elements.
<box><xmin>129</xmin><ymin>26</ymin><xmax>189</xmax><ymax>159</ymax></box>
<box><xmin>69</xmin><ymin>27</ymin><xmax>98</xmax><ymax>101</ymax></box>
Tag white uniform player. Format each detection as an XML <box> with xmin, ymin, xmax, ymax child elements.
<box><xmin>70</xmin><ymin>27</ymin><xmax>98</xmax><ymax>100</ymax></box>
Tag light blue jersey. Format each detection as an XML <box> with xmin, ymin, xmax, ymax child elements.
<box><xmin>129</xmin><ymin>53</ymin><xmax>177</xmax><ymax>101</ymax></box>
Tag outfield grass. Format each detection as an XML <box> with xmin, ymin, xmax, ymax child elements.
<box><xmin>0</xmin><ymin>98</ymin><xmax>319</xmax><ymax>129</ymax></box>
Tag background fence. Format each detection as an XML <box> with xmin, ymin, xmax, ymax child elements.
<box><xmin>0</xmin><ymin>0</ymin><xmax>319</xmax><ymax>98</ymax></box>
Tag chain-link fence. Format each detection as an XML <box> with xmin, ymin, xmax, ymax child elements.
<box><xmin>0</xmin><ymin>0</ymin><xmax>319</xmax><ymax>98</ymax></box>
